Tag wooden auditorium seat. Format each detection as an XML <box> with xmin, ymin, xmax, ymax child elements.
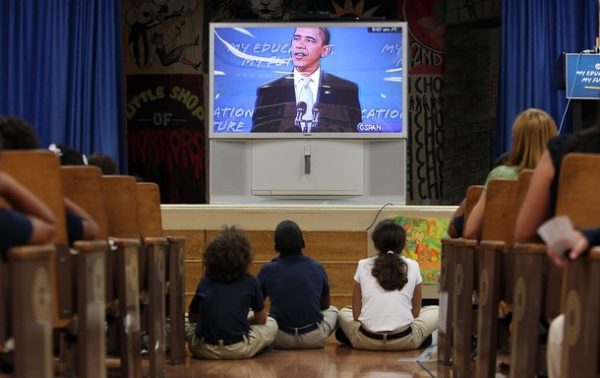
<box><xmin>453</xmin><ymin>179</ymin><xmax>523</xmax><ymax>378</ymax></box>
<box><xmin>0</xmin><ymin>151</ymin><xmax>72</xmax><ymax>329</ymax></box>
<box><xmin>165</xmin><ymin>234</ymin><xmax>186</xmax><ymax>364</ymax></box>
<box><xmin>555</xmin><ymin>153</ymin><xmax>600</xmax><ymax>377</ymax></box>
<box><xmin>60</xmin><ymin>165</ymin><xmax>110</xmax><ymax>377</ymax></box>
<box><xmin>4</xmin><ymin>245</ymin><xmax>55</xmax><ymax>378</ymax></box>
<box><xmin>101</xmin><ymin>176</ymin><xmax>143</xmax><ymax>378</ymax></box>
<box><xmin>135</xmin><ymin>182</ymin><xmax>186</xmax><ymax>365</ymax></box>
<box><xmin>1</xmin><ymin>151</ymin><xmax>107</xmax><ymax>377</ymax></box>
<box><xmin>438</xmin><ymin>184</ymin><xmax>483</xmax><ymax>367</ymax></box>
<box><xmin>136</xmin><ymin>182</ymin><xmax>168</xmax><ymax>376</ymax></box>
<box><xmin>475</xmin><ymin>171</ymin><xmax>532</xmax><ymax>378</ymax></box>
<box><xmin>561</xmin><ymin>246</ymin><xmax>600</xmax><ymax>377</ymax></box>
<box><xmin>510</xmin><ymin>153</ymin><xmax>600</xmax><ymax>377</ymax></box>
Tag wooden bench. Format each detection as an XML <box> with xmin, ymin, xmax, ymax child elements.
<box><xmin>136</xmin><ymin>182</ymin><xmax>169</xmax><ymax>377</ymax></box>
<box><xmin>0</xmin><ymin>151</ymin><xmax>106</xmax><ymax>377</ymax></box>
<box><xmin>475</xmin><ymin>171</ymin><xmax>532</xmax><ymax>378</ymax></box>
<box><xmin>101</xmin><ymin>176</ymin><xmax>143</xmax><ymax>378</ymax></box>
<box><xmin>510</xmin><ymin>153</ymin><xmax>600</xmax><ymax>377</ymax></box>
<box><xmin>60</xmin><ymin>166</ymin><xmax>111</xmax><ymax>377</ymax></box>
<box><xmin>135</xmin><ymin>183</ymin><xmax>186</xmax><ymax>365</ymax></box>
<box><xmin>5</xmin><ymin>245</ymin><xmax>55</xmax><ymax>378</ymax></box>
<box><xmin>556</xmin><ymin>153</ymin><xmax>600</xmax><ymax>377</ymax></box>
<box><xmin>439</xmin><ymin>185</ymin><xmax>483</xmax><ymax>365</ymax></box>
<box><xmin>561</xmin><ymin>246</ymin><xmax>600</xmax><ymax>377</ymax></box>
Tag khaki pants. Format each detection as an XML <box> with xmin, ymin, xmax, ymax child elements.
<box><xmin>547</xmin><ymin>314</ymin><xmax>564</xmax><ymax>378</ymax></box>
<box><xmin>185</xmin><ymin>317</ymin><xmax>278</xmax><ymax>359</ymax></box>
<box><xmin>337</xmin><ymin>306</ymin><xmax>439</xmax><ymax>350</ymax></box>
<box><xmin>273</xmin><ymin>306</ymin><xmax>339</xmax><ymax>349</ymax></box>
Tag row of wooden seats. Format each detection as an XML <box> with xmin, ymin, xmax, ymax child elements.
<box><xmin>0</xmin><ymin>150</ymin><xmax>186</xmax><ymax>378</ymax></box>
<box><xmin>514</xmin><ymin>153</ymin><xmax>600</xmax><ymax>377</ymax></box>
<box><xmin>440</xmin><ymin>152</ymin><xmax>600</xmax><ymax>377</ymax></box>
<box><xmin>439</xmin><ymin>170</ymin><xmax>536</xmax><ymax>377</ymax></box>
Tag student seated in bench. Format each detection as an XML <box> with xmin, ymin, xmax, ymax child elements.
<box><xmin>0</xmin><ymin>117</ymin><xmax>98</xmax><ymax>243</ymax></box>
<box><xmin>186</xmin><ymin>226</ymin><xmax>277</xmax><ymax>359</ymax></box>
<box><xmin>514</xmin><ymin>119</ymin><xmax>600</xmax><ymax>378</ymax></box>
<box><xmin>0</xmin><ymin>170</ymin><xmax>57</xmax><ymax>253</ymax></box>
<box><xmin>257</xmin><ymin>220</ymin><xmax>338</xmax><ymax>349</ymax></box>
<box><xmin>47</xmin><ymin>143</ymin><xmax>100</xmax><ymax>242</ymax></box>
<box><xmin>464</xmin><ymin>108</ymin><xmax>558</xmax><ymax>239</ymax></box>
<box><xmin>87</xmin><ymin>152</ymin><xmax>117</xmax><ymax>175</ymax></box>
<box><xmin>335</xmin><ymin>219</ymin><xmax>438</xmax><ymax>350</ymax></box>
<box><xmin>544</xmin><ymin>225</ymin><xmax>600</xmax><ymax>378</ymax></box>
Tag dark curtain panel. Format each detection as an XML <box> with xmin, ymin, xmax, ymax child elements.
<box><xmin>0</xmin><ymin>0</ymin><xmax>126</xmax><ymax>170</ymax></box>
<box><xmin>496</xmin><ymin>0</ymin><xmax>597</xmax><ymax>157</ymax></box>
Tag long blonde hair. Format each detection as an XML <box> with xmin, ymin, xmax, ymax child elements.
<box><xmin>507</xmin><ymin>108</ymin><xmax>558</xmax><ymax>172</ymax></box>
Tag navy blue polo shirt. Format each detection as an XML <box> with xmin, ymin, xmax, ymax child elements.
<box><xmin>0</xmin><ymin>209</ymin><xmax>33</xmax><ymax>254</ymax></box>
<box><xmin>258</xmin><ymin>254</ymin><xmax>329</xmax><ymax>328</ymax></box>
<box><xmin>582</xmin><ymin>227</ymin><xmax>600</xmax><ymax>248</ymax></box>
<box><xmin>189</xmin><ymin>274</ymin><xmax>264</xmax><ymax>344</ymax></box>
<box><xmin>66</xmin><ymin>212</ymin><xmax>83</xmax><ymax>245</ymax></box>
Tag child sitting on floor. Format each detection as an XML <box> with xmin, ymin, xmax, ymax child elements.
<box><xmin>336</xmin><ymin>219</ymin><xmax>438</xmax><ymax>350</ymax></box>
<box><xmin>186</xmin><ymin>226</ymin><xmax>277</xmax><ymax>359</ymax></box>
<box><xmin>258</xmin><ymin>220</ymin><xmax>338</xmax><ymax>349</ymax></box>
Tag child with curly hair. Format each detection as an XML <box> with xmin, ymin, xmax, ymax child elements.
<box><xmin>336</xmin><ymin>219</ymin><xmax>438</xmax><ymax>350</ymax></box>
<box><xmin>185</xmin><ymin>226</ymin><xmax>277</xmax><ymax>359</ymax></box>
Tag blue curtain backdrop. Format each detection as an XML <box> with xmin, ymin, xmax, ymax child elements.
<box><xmin>496</xmin><ymin>0</ymin><xmax>598</xmax><ymax>158</ymax></box>
<box><xmin>0</xmin><ymin>0</ymin><xmax>125</xmax><ymax>170</ymax></box>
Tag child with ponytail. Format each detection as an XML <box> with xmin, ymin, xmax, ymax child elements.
<box><xmin>336</xmin><ymin>219</ymin><xmax>438</xmax><ymax>350</ymax></box>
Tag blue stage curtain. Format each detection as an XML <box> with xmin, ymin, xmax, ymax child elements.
<box><xmin>496</xmin><ymin>0</ymin><xmax>598</xmax><ymax>158</ymax></box>
<box><xmin>0</xmin><ymin>0</ymin><xmax>125</xmax><ymax>170</ymax></box>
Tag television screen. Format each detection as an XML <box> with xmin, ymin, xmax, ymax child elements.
<box><xmin>209</xmin><ymin>21</ymin><xmax>408</xmax><ymax>138</ymax></box>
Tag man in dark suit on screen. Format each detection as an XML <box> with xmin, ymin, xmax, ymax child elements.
<box><xmin>251</xmin><ymin>27</ymin><xmax>362</xmax><ymax>133</ymax></box>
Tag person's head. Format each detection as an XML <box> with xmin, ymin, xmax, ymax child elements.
<box><xmin>274</xmin><ymin>220</ymin><xmax>305</xmax><ymax>256</ymax></box>
<box><xmin>203</xmin><ymin>226</ymin><xmax>253</xmax><ymax>283</ymax></box>
<box><xmin>49</xmin><ymin>144</ymin><xmax>86</xmax><ymax>166</ymax></box>
<box><xmin>370</xmin><ymin>219</ymin><xmax>408</xmax><ymax>291</ymax></box>
<box><xmin>0</xmin><ymin>116</ymin><xmax>39</xmax><ymax>150</ymax></box>
<box><xmin>507</xmin><ymin>108</ymin><xmax>558</xmax><ymax>172</ymax></box>
<box><xmin>88</xmin><ymin>152</ymin><xmax>117</xmax><ymax>174</ymax></box>
<box><xmin>291</xmin><ymin>27</ymin><xmax>331</xmax><ymax>75</ymax></box>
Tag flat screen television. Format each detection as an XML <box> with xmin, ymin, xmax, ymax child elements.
<box><xmin>209</xmin><ymin>21</ymin><xmax>408</xmax><ymax>138</ymax></box>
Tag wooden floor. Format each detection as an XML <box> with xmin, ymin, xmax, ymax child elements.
<box><xmin>1</xmin><ymin>333</ymin><xmax>512</xmax><ymax>377</ymax></box>
<box><xmin>165</xmin><ymin>342</ymin><xmax>445</xmax><ymax>378</ymax></box>
<box><xmin>160</xmin><ymin>334</ymin><xmax>512</xmax><ymax>378</ymax></box>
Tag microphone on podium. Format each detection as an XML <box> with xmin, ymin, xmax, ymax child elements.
<box><xmin>294</xmin><ymin>101</ymin><xmax>307</xmax><ymax>129</ymax></box>
<box><xmin>311</xmin><ymin>102</ymin><xmax>321</xmax><ymax>130</ymax></box>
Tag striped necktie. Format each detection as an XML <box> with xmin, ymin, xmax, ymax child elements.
<box><xmin>298</xmin><ymin>77</ymin><xmax>313</xmax><ymax>120</ymax></box>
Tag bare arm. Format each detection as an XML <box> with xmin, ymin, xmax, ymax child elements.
<box><xmin>0</xmin><ymin>172</ymin><xmax>56</xmax><ymax>243</ymax></box>
<box><xmin>250</xmin><ymin>307</ymin><xmax>267</xmax><ymax>325</ymax></box>
<box><xmin>514</xmin><ymin>151</ymin><xmax>554</xmax><ymax>243</ymax></box>
<box><xmin>447</xmin><ymin>199</ymin><xmax>466</xmax><ymax>238</ymax></box>
<box><xmin>64</xmin><ymin>197</ymin><xmax>99</xmax><ymax>240</ymax></box>
<box><xmin>464</xmin><ymin>191</ymin><xmax>486</xmax><ymax>240</ymax></box>
<box><xmin>411</xmin><ymin>283</ymin><xmax>422</xmax><ymax>319</ymax></box>
<box><xmin>352</xmin><ymin>281</ymin><xmax>362</xmax><ymax>321</ymax></box>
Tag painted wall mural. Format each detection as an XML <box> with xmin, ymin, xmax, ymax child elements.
<box><xmin>393</xmin><ymin>216</ymin><xmax>448</xmax><ymax>284</ymax></box>
<box><xmin>398</xmin><ymin>0</ymin><xmax>446</xmax><ymax>204</ymax></box>
<box><xmin>124</xmin><ymin>0</ymin><xmax>205</xmax><ymax>203</ymax></box>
